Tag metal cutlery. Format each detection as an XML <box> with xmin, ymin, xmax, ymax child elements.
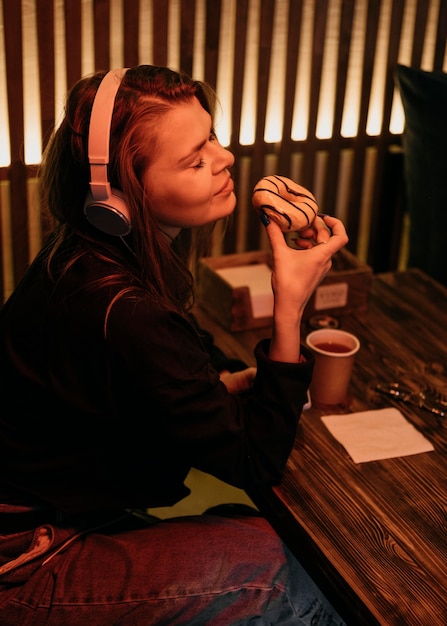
<box><xmin>374</xmin><ymin>382</ymin><xmax>446</xmax><ymax>419</ymax></box>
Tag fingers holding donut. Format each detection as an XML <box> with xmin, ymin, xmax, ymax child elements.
<box><xmin>252</xmin><ymin>175</ymin><xmax>347</xmax><ymax>249</ymax></box>
<box><xmin>292</xmin><ymin>214</ymin><xmax>334</xmax><ymax>248</ymax></box>
<box><xmin>292</xmin><ymin>214</ymin><xmax>348</xmax><ymax>251</ymax></box>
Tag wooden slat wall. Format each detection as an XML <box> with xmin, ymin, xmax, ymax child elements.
<box><xmin>2</xmin><ymin>0</ymin><xmax>27</xmax><ymax>298</ymax></box>
<box><xmin>1</xmin><ymin>0</ymin><xmax>446</xmax><ymax>305</ymax></box>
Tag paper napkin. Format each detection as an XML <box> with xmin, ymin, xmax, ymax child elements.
<box><xmin>321</xmin><ymin>408</ymin><xmax>435</xmax><ymax>463</ymax></box>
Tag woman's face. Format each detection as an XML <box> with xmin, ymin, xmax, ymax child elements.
<box><xmin>144</xmin><ymin>97</ymin><xmax>236</xmax><ymax>237</ymax></box>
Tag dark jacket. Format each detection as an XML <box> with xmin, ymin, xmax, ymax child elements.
<box><xmin>0</xmin><ymin>246</ymin><xmax>313</xmax><ymax>515</ymax></box>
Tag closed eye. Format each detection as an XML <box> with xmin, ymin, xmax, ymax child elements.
<box><xmin>192</xmin><ymin>132</ymin><xmax>217</xmax><ymax>168</ymax></box>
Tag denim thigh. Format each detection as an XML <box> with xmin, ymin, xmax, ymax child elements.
<box><xmin>0</xmin><ymin>514</ymin><xmax>345</xmax><ymax>625</ymax></box>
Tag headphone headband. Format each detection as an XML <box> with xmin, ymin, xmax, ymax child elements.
<box><xmin>87</xmin><ymin>68</ymin><xmax>128</xmax><ymax>201</ymax></box>
<box><xmin>84</xmin><ymin>68</ymin><xmax>132</xmax><ymax>236</ymax></box>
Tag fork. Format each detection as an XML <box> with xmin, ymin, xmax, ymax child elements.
<box><xmin>425</xmin><ymin>386</ymin><xmax>447</xmax><ymax>407</ymax></box>
<box><xmin>374</xmin><ymin>382</ymin><xmax>446</xmax><ymax>418</ymax></box>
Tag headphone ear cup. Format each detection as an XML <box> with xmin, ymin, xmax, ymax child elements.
<box><xmin>83</xmin><ymin>188</ymin><xmax>131</xmax><ymax>237</ymax></box>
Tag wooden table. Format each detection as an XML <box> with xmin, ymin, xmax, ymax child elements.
<box><xmin>194</xmin><ymin>268</ymin><xmax>447</xmax><ymax>625</ymax></box>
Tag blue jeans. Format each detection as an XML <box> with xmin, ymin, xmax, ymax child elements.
<box><xmin>0</xmin><ymin>510</ymin><xmax>345</xmax><ymax>625</ymax></box>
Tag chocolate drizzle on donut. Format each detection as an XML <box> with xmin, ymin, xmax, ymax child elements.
<box><xmin>252</xmin><ymin>175</ymin><xmax>318</xmax><ymax>231</ymax></box>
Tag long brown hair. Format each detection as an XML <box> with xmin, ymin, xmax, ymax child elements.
<box><xmin>38</xmin><ymin>65</ymin><xmax>224</xmax><ymax>322</ymax></box>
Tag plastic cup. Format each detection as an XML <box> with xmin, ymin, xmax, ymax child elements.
<box><xmin>305</xmin><ymin>328</ymin><xmax>360</xmax><ymax>408</ymax></box>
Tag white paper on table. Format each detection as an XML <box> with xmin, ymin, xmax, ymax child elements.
<box><xmin>321</xmin><ymin>408</ymin><xmax>435</xmax><ymax>463</ymax></box>
<box><xmin>215</xmin><ymin>264</ymin><xmax>273</xmax><ymax>319</ymax></box>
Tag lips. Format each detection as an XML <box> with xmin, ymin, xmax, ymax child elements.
<box><xmin>217</xmin><ymin>177</ymin><xmax>234</xmax><ymax>195</ymax></box>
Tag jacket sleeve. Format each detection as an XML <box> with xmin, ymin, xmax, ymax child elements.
<box><xmin>106</xmin><ymin>300</ymin><xmax>314</xmax><ymax>491</ymax></box>
<box><xmin>187</xmin><ymin>313</ymin><xmax>249</xmax><ymax>373</ymax></box>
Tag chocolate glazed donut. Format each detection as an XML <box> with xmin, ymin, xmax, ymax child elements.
<box><xmin>252</xmin><ymin>175</ymin><xmax>319</xmax><ymax>231</ymax></box>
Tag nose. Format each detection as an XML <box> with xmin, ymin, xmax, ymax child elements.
<box><xmin>212</xmin><ymin>142</ymin><xmax>235</xmax><ymax>173</ymax></box>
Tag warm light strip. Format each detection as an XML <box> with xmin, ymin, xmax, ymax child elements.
<box><xmin>341</xmin><ymin>0</ymin><xmax>367</xmax><ymax>138</ymax></box>
<box><xmin>22</xmin><ymin>0</ymin><xmax>41</xmax><ymax>165</ymax></box>
<box><xmin>167</xmin><ymin>0</ymin><xmax>181</xmax><ymax>70</ymax></box>
<box><xmin>316</xmin><ymin>0</ymin><xmax>341</xmax><ymax>139</ymax></box>
<box><xmin>54</xmin><ymin>0</ymin><xmax>67</xmax><ymax>129</ymax></box>
<box><xmin>366</xmin><ymin>0</ymin><xmax>392</xmax><ymax>136</ymax></box>
<box><xmin>215</xmin><ymin>0</ymin><xmax>236</xmax><ymax>147</ymax></box>
<box><xmin>389</xmin><ymin>0</ymin><xmax>418</xmax><ymax>135</ymax></box>
<box><xmin>0</xmin><ymin>0</ymin><xmax>10</xmax><ymax>166</ymax></box>
<box><xmin>110</xmin><ymin>0</ymin><xmax>124</xmax><ymax>69</ymax></box>
<box><xmin>239</xmin><ymin>0</ymin><xmax>260</xmax><ymax>146</ymax></box>
<box><xmin>81</xmin><ymin>0</ymin><xmax>95</xmax><ymax>76</ymax></box>
<box><xmin>139</xmin><ymin>0</ymin><xmax>154</xmax><ymax>63</ymax></box>
<box><xmin>264</xmin><ymin>0</ymin><xmax>288</xmax><ymax>143</ymax></box>
<box><xmin>192</xmin><ymin>0</ymin><xmax>206</xmax><ymax>80</ymax></box>
<box><xmin>422</xmin><ymin>0</ymin><xmax>441</xmax><ymax>70</ymax></box>
<box><xmin>291</xmin><ymin>0</ymin><xmax>313</xmax><ymax>141</ymax></box>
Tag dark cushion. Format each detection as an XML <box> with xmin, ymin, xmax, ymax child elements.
<box><xmin>395</xmin><ymin>64</ymin><xmax>447</xmax><ymax>285</ymax></box>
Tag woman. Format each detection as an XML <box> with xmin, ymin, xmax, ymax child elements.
<box><xmin>0</xmin><ymin>65</ymin><xmax>348</xmax><ymax>624</ymax></box>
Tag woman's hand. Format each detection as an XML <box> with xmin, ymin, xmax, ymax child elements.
<box><xmin>219</xmin><ymin>367</ymin><xmax>257</xmax><ymax>394</ymax></box>
<box><xmin>292</xmin><ymin>214</ymin><xmax>334</xmax><ymax>248</ymax></box>
<box><xmin>262</xmin><ymin>213</ymin><xmax>348</xmax><ymax>363</ymax></box>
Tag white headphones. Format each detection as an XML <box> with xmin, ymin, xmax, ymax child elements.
<box><xmin>83</xmin><ymin>68</ymin><xmax>131</xmax><ymax>236</ymax></box>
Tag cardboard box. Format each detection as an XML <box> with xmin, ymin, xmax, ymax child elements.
<box><xmin>196</xmin><ymin>248</ymin><xmax>372</xmax><ymax>332</ymax></box>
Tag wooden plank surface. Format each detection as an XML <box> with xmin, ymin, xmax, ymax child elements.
<box><xmin>194</xmin><ymin>268</ymin><xmax>447</xmax><ymax>625</ymax></box>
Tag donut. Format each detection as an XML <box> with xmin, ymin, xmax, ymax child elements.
<box><xmin>252</xmin><ymin>175</ymin><xmax>319</xmax><ymax>231</ymax></box>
